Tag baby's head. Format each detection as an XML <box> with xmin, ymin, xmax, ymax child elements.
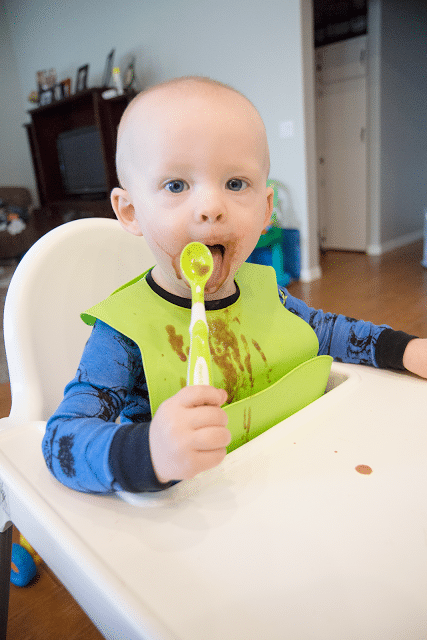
<box><xmin>111</xmin><ymin>76</ymin><xmax>274</xmax><ymax>300</ymax></box>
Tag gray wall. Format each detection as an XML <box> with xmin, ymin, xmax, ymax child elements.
<box><xmin>379</xmin><ymin>0</ymin><xmax>427</xmax><ymax>247</ymax></box>
<box><xmin>0</xmin><ymin>2</ymin><xmax>34</xmax><ymax>187</ymax></box>
<box><xmin>368</xmin><ymin>0</ymin><xmax>427</xmax><ymax>253</ymax></box>
<box><xmin>0</xmin><ymin>0</ymin><xmax>320</xmax><ymax>278</ymax></box>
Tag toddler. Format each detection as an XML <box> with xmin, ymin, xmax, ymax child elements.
<box><xmin>43</xmin><ymin>76</ymin><xmax>427</xmax><ymax>494</ymax></box>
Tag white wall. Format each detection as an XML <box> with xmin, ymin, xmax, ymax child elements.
<box><xmin>0</xmin><ymin>0</ymin><xmax>320</xmax><ymax>279</ymax></box>
<box><xmin>379</xmin><ymin>0</ymin><xmax>427</xmax><ymax>248</ymax></box>
<box><xmin>0</xmin><ymin>2</ymin><xmax>35</xmax><ymax>187</ymax></box>
<box><xmin>367</xmin><ymin>0</ymin><xmax>427</xmax><ymax>254</ymax></box>
<box><xmin>366</xmin><ymin>0</ymin><xmax>382</xmax><ymax>253</ymax></box>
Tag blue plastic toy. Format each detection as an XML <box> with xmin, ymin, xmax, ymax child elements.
<box><xmin>247</xmin><ymin>181</ymin><xmax>300</xmax><ymax>286</ymax></box>
<box><xmin>10</xmin><ymin>543</ymin><xmax>37</xmax><ymax>587</ymax></box>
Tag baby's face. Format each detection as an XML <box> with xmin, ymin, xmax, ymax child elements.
<box><xmin>112</xmin><ymin>84</ymin><xmax>273</xmax><ymax>300</ymax></box>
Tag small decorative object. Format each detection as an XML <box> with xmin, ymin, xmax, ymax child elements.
<box><xmin>39</xmin><ymin>87</ymin><xmax>54</xmax><ymax>106</ymax></box>
<box><xmin>124</xmin><ymin>58</ymin><xmax>136</xmax><ymax>92</ymax></box>
<box><xmin>36</xmin><ymin>70</ymin><xmax>47</xmax><ymax>91</ymax></box>
<box><xmin>75</xmin><ymin>64</ymin><xmax>89</xmax><ymax>92</ymax></box>
<box><xmin>54</xmin><ymin>83</ymin><xmax>64</xmax><ymax>101</ymax></box>
<box><xmin>36</xmin><ymin>68</ymin><xmax>56</xmax><ymax>91</ymax></box>
<box><xmin>112</xmin><ymin>67</ymin><xmax>124</xmax><ymax>95</ymax></box>
<box><xmin>102</xmin><ymin>88</ymin><xmax>118</xmax><ymax>100</ymax></box>
<box><xmin>28</xmin><ymin>90</ymin><xmax>39</xmax><ymax>104</ymax></box>
<box><xmin>35</xmin><ymin>68</ymin><xmax>58</xmax><ymax>104</ymax></box>
<box><xmin>0</xmin><ymin>199</ymin><xmax>28</xmax><ymax>235</ymax></box>
<box><xmin>61</xmin><ymin>78</ymin><xmax>71</xmax><ymax>97</ymax></box>
<box><xmin>45</xmin><ymin>68</ymin><xmax>57</xmax><ymax>88</ymax></box>
<box><xmin>102</xmin><ymin>49</ymin><xmax>115</xmax><ymax>88</ymax></box>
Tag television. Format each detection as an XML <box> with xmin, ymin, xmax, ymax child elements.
<box><xmin>57</xmin><ymin>126</ymin><xmax>107</xmax><ymax>197</ymax></box>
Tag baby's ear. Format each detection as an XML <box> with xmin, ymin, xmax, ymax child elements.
<box><xmin>264</xmin><ymin>186</ymin><xmax>275</xmax><ymax>228</ymax></box>
<box><xmin>111</xmin><ymin>188</ymin><xmax>142</xmax><ymax>236</ymax></box>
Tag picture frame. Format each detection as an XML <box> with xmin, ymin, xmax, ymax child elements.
<box><xmin>54</xmin><ymin>83</ymin><xmax>63</xmax><ymax>101</ymax></box>
<box><xmin>39</xmin><ymin>87</ymin><xmax>54</xmax><ymax>106</ymax></box>
<box><xmin>36</xmin><ymin>70</ymin><xmax>47</xmax><ymax>93</ymax></box>
<box><xmin>75</xmin><ymin>64</ymin><xmax>89</xmax><ymax>92</ymax></box>
<box><xmin>102</xmin><ymin>49</ymin><xmax>115</xmax><ymax>88</ymax></box>
<box><xmin>61</xmin><ymin>78</ymin><xmax>71</xmax><ymax>98</ymax></box>
<box><xmin>123</xmin><ymin>58</ymin><xmax>136</xmax><ymax>92</ymax></box>
<box><xmin>45</xmin><ymin>68</ymin><xmax>57</xmax><ymax>89</ymax></box>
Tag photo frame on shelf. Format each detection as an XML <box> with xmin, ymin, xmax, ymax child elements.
<box><xmin>123</xmin><ymin>58</ymin><xmax>136</xmax><ymax>92</ymax></box>
<box><xmin>54</xmin><ymin>83</ymin><xmax>63</xmax><ymax>101</ymax></box>
<box><xmin>39</xmin><ymin>87</ymin><xmax>54</xmax><ymax>106</ymax></box>
<box><xmin>75</xmin><ymin>64</ymin><xmax>89</xmax><ymax>92</ymax></box>
<box><xmin>61</xmin><ymin>78</ymin><xmax>71</xmax><ymax>98</ymax></box>
<box><xmin>102</xmin><ymin>49</ymin><xmax>115</xmax><ymax>88</ymax></box>
<box><xmin>45</xmin><ymin>68</ymin><xmax>57</xmax><ymax>88</ymax></box>
<box><xmin>36</xmin><ymin>70</ymin><xmax>47</xmax><ymax>92</ymax></box>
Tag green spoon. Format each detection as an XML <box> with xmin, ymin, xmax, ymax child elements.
<box><xmin>180</xmin><ymin>242</ymin><xmax>214</xmax><ymax>385</ymax></box>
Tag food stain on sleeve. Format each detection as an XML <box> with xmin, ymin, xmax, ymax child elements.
<box><xmin>165</xmin><ymin>325</ymin><xmax>187</xmax><ymax>362</ymax></box>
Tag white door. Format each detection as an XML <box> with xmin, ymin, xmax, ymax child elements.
<box><xmin>316</xmin><ymin>37</ymin><xmax>367</xmax><ymax>251</ymax></box>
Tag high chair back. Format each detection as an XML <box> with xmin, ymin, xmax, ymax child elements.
<box><xmin>3</xmin><ymin>217</ymin><xmax>155</xmax><ymax>423</ymax></box>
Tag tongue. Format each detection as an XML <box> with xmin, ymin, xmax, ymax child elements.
<box><xmin>206</xmin><ymin>245</ymin><xmax>223</xmax><ymax>289</ymax></box>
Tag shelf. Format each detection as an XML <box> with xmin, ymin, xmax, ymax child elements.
<box><xmin>24</xmin><ymin>88</ymin><xmax>133</xmax><ymax>225</ymax></box>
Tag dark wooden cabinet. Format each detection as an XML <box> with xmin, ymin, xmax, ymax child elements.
<box><xmin>25</xmin><ymin>88</ymin><xmax>133</xmax><ymax>224</ymax></box>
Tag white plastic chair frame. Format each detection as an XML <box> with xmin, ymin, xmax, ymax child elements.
<box><xmin>0</xmin><ymin>218</ymin><xmax>155</xmax><ymax>638</ymax></box>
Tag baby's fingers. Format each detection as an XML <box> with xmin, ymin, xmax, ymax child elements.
<box><xmin>187</xmin><ymin>404</ymin><xmax>229</xmax><ymax>431</ymax></box>
<box><xmin>178</xmin><ymin>385</ymin><xmax>228</xmax><ymax>407</ymax></box>
<box><xmin>192</xmin><ymin>425</ymin><xmax>232</xmax><ymax>451</ymax></box>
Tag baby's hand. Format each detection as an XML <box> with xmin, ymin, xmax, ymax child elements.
<box><xmin>149</xmin><ymin>386</ymin><xmax>230</xmax><ymax>484</ymax></box>
<box><xmin>403</xmin><ymin>338</ymin><xmax>427</xmax><ymax>379</ymax></box>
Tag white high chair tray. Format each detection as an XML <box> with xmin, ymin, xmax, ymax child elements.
<box><xmin>0</xmin><ymin>362</ymin><xmax>426</xmax><ymax>640</ymax></box>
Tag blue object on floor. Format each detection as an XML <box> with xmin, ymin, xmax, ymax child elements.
<box><xmin>282</xmin><ymin>228</ymin><xmax>300</xmax><ymax>280</ymax></box>
<box><xmin>247</xmin><ymin>227</ymin><xmax>300</xmax><ymax>287</ymax></box>
<box><xmin>10</xmin><ymin>543</ymin><xmax>37</xmax><ymax>587</ymax></box>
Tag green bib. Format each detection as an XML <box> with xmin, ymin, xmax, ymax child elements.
<box><xmin>82</xmin><ymin>263</ymin><xmax>332</xmax><ymax>452</ymax></box>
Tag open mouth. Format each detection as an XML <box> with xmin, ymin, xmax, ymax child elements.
<box><xmin>176</xmin><ymin>241</ymin><xmax>233</xmax><ymax>295</ymax></box>
<box><xmin>206</xmin><ymin>244</ymin><xmax>225</xmax><ymax>257</ymax></box>
<box><xmin>203</xmin><ymin>244</ymin><xmax>227</xmax><ymax>292</ymax></box>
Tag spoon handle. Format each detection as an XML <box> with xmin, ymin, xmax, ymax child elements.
<box><xmin>188</xmin><ymin>302</ymin><xmax>212</xmax><ymax>385</ymax></box>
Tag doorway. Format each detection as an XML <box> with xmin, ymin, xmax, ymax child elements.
<box><xmin>315</xmin><ymin>35</ymin><xmax>367</xmax><ymax>252</ymax></box>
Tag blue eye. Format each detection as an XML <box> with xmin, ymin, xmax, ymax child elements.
<box><xmin>227</xmin><ymin>178</ymin><xmax>248</xmax><ymax>191</ymax></box>
<box><xmin>165</xmin><ymin>180</ymin><xmax>187</xmax><ymax>193</ymax></box>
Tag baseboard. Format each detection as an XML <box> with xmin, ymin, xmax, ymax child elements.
<box><xmin>366</xmin><ymin>229</ymin><xmax>423</xmax><ymax>256</ymax></box>
<box><xmin>299</xmin><ymin>264</ymin><xmax>322</xmax><ymax>283</ymax></box>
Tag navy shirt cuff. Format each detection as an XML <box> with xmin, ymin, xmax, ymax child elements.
<box><xmin>109</xmin><ymin>422</ymin><xmax>174</xmax><ymax>493</ymax></box>
<box><xmin>375</xmin><ymin>329</ymin><xmax>418</xmax><ymax>370</ymax></box>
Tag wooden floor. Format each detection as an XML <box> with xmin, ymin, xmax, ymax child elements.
<box><xmin>288</xmin><ymin>241</ymin><xmax>427</xmax><ymax>337</ymax></box>
<box><xmin>1</xmin><ymin>240</ymin><xmax>426</xmax><ymax>639</ymax></box>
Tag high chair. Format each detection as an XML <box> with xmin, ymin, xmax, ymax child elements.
<box><xmin>0</xmin><ymin>218</ymin><xmax>161</xmax><ymax>638</ymax></box>
<box><xmin>1</xmin><ymin>218</ymin><xmax>427</xmax><ymax>640</ymax></box>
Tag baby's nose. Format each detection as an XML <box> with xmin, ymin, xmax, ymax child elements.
<box><xmin>194</xmin><ymin>190</ymin><xmax>224</xmax><ymax>223</ymax></box>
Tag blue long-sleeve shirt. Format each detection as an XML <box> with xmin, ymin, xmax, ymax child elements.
<box><xmin>43</xmin><ymin>280</ymin><xmax>416</xmax><ymax>495</ymax></box>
